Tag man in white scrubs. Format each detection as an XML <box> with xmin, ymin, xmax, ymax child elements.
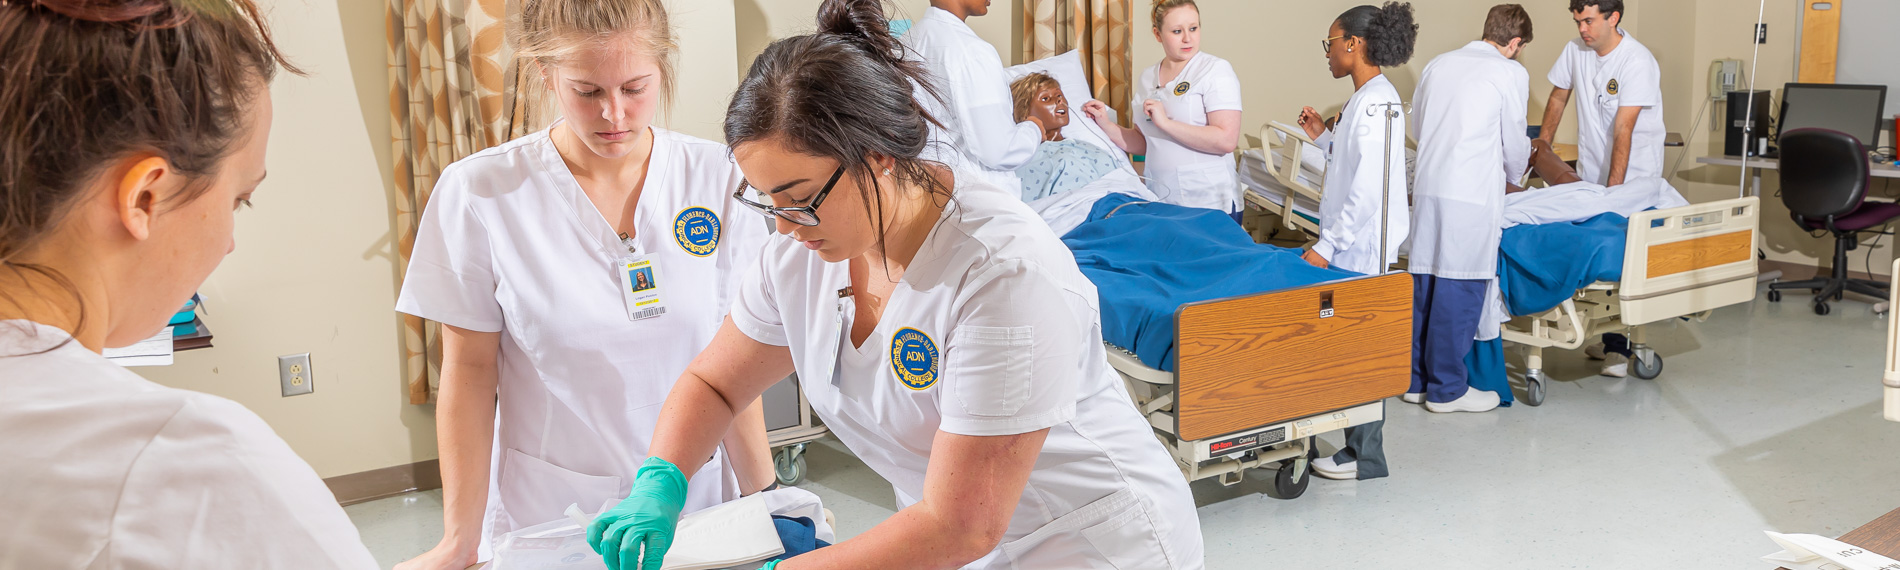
<box><xmin>1535</xmin><ymin>0</ymin><xmax>1661</xmax><ymax>376</ymax></box>
<box><xmin>904</xmin><ymin>0</ymin><xmax>1045</xmax><ymax>191</ymax></box>
<box><xmin>1407</xmin><ymin>4</ymin><xmax>1535</xmax><ymax>414</ymax></box>
<box><xmin>1536</xmin><ymin>0</ymin><xmax>1663</xmax><ymax>187</ymax></box>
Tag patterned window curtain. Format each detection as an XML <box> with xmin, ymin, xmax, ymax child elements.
<box><xmin>388</xmin><ymin>0</ymin><xmax>545</xmax><ymax>403</ymax></box>
<box><xmin>1022</xmin><ymin>0</ymin><xmax>1133</xmax><ymax>126</ymax></box>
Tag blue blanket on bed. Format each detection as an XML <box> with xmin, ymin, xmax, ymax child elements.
<box><xmin>1061</xmin><ymin>193</ymin><xmax>1359</xmax><ymax>371</ymax></box>
<box><xmin>1496</xmin><ymin>213</ymin><xmax>1628</xmax><ymax>316</ymax></box>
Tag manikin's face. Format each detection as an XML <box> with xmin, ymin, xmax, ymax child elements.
<box><xmin>1026</xmin><ymin>85</ymin><xmax>1069</xmax><ymax>140</ymax></box>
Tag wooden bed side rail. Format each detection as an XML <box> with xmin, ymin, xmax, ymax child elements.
<box><xmin>1621</xmin><ymin>197</ymin><xmax>1761</xmax><ymax>299</ymax></box>
<box><xmin>1173</xmin><ymin>272</ymin><xmax>1413</xmax><ymax>442</ymax></box>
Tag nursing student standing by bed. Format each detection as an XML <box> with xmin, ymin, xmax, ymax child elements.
<box><xmin>1086</xmin><ymin>0</ymin><xmax>1243</xmax><ymax>216</ymax></box>
<box><xmin>1296</xmin><ymin>2</ymin><xmax>1417</xmax><ymax>482</ymax></box>
<box><xmin>1405</xmin><ymin>4</ymin><xmax>1535</xmax><ymax>415</ymax></box>
<box><xmin>904</xmin><ymin>0</ymin><xmax>1045</xmax><ymax>191</ymax></box>
<box><xmin>0</xmin><ymin>0</ymin><xmax>376</xmax><ymax>566</ymax></box>
<box><xmin>1534</xmin><ymin>0</ymin><xmax>1663</xmax><ymax>377</ymax></box>
<box><xmin>392</xmin><ymin>1</ymin><xmax>773</xmax><ymax>567</ymax></box>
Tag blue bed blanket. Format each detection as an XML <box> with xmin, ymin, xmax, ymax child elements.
<box><xmin>1496</xmin><ymin>212</ymin><xmax>1628</xmax><ymax>316</ymax></box>
<box><xmin>1061</xmin><ymin>193</ymin><xmax>1360</xmax><ymax>371</ymax></box>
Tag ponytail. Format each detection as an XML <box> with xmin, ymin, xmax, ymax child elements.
<box><xmin>1336</xmin><ymin>2</ymin><xmax>1417</xmax><ymax>67</ymax></box>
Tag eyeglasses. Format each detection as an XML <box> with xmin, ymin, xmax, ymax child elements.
<box><xmin>1321</xmin><ymin>35</ymin><xmax>1345</xmax><ymax>55</ymax></box>
<box><xmin>732</xmin><ymin>166</ymin><xmax>846</xmax><ymax>227</ymax></box>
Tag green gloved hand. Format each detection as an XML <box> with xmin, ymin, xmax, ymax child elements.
<box><xmin>758</xmin><ymin>561</ymin><xmax>781</xmax><ymax>570</ymax></box>
<box><xmin>588</xmin><ymin>457</ymin><xmax>688</xmax><ymax>570</ymax></box>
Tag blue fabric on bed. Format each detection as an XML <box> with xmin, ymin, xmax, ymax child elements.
<box><xmin>769</xmin><ymin>516</ymin><xmax>829</xmax><ymax>561</ymax></box>
<box><xmin>1061</xmin><ymin>193</ymin><xmax>1360</xmax><ymax>371</ymax></box>
<box><xmin>1464</xmin><ymin>337</ymin><xmax>1511</xmax><ymax>406</ymax></box>
<box><xmin>1496</xmin><ymin>213</ymin><xmax>1628</xmax><ymax>316</ymax></box>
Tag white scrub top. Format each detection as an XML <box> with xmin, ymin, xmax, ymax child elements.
<box><xmin>905</xmin><ymin>7</ymin><xmax>1043</xmax><ymax>192</ymax></box>
<box><xmin>1135</xmin><ymin>51</ymin><xmax>1244</xmax><ymax>213</ymax></box>
<box><xmin>1409</xmin><ymin>41</ymin><xmax>1532</xmax><ymax>280</ymax></box>
<box><xmin>1312</xmin><ymin>74</ymin><xmax>1411</xmax><ymax>275</ymax></box>
<box><xmin>1547</xmin><ymin>28</ymin><xmax>1665</xmax><ymax>185</ymax></box>
<box><xmin>0</xmin><ymin>321</ymin><xmax>377</xmax><ymax>569</ymax></box>
<box><xmin>729</xmin><ymin>177</ymin><xmax>1204</xmax><ymax>569</ymax></box>
<box><xmin>395</xmin><ymin>125</ymin><xmax>767</xmax><ymax>553</ymax></box>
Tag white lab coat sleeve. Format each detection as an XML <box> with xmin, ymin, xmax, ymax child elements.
<box><xmin>111</xmin><ymin>395</ymin><xmax>378</xmax><ymax>569</ymax></box>
<box><xmin>1312</xmin><ymin>125</ymin><xmax>1378</xmax><ymax>263</ymax></box>
<box><xmin>943</xmin><ymin>42</ymin><xmax>1043</xmax><ymax>172</ymax></box>
<box><xmin>728</xmin><ymin>241</ymin><xmax>790</xmax><ymax>347</ymax></box>
<box><xmin>1546</xmin><ymin>44</ymin><xmax>1575</xmax><ymax>90</ymax></box>
<box><xmin>937</xmin><ymin>260</ymin><xmax>1080</xmax><ymax>437</ymax></box>
<box><xmin>394</xmin><ymin>165</ymin><xmax>505</xmax><ymax>333</ymax></box>
<box><xmin>1500</xmin><ymin>67</ymin><xmax>1533</xmax><ymax>183</ymax></box>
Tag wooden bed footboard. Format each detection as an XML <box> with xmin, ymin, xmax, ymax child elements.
<box><xmin>1173</xmin><ymin>272</ymin><xmax>1413</xmax><ymax>442</ymax></box>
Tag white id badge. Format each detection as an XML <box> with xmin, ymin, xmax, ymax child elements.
<box><xmin>616</xmin><ymin>255</ymin><xmax>667</xmax><ymax>320</ymax></box>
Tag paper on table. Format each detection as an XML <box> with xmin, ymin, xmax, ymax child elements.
<box><xmin>1763</xmin><ymin>531</ymin><xmax>1900</xmax><ymax>570</ymax></box>
<box><xmin>103</xmin><ymin>327</ymin><xmax>172</xmax><ymax>367</ymax></box>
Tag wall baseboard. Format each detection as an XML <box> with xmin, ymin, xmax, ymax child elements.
<box><xmin>1761</xmin><ymin>259</ymin><xmax>1891</xmax><ymax>284</ymax></box>
<box><xmin>324</xmin><ymin>459</ymin><xmax>442</xmax><ymax>506</ymax></box>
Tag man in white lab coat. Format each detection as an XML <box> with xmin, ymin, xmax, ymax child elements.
<box><xmin>1407</xmin><ymin>4</ymin><xmax>1535</xmax><ymax>413</ymax></box>
<box><xmin>904</xmin><ymin>0</ymin><xmax>1045</xmax><ymax>192</ymax></box>
<box><xmin>1535</xmin><ymin>0</ymin><xmax>1664</xmax><ymax>376</ymax></box>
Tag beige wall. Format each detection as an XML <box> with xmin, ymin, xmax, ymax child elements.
<box><xmin>133</xmin><ymin>0</ymin><xmax>431</xmax><ymax>479</ymax></box>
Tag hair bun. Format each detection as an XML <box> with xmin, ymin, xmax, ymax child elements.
<box><xmin>816</xmin><ymin>0</ymin><xmax>902</xmax><ymax>64</ymax></box>
<box><xmin>25</xmin><ymin>0</ymin><xmax>188</xmax><ymax>26</ymax></box>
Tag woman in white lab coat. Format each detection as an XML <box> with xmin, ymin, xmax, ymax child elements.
<box><xmin>904</xmin><ymin>0</ymin><xmax>1046</xmax><ymax>190</ymax></box>
<box><xmin>1086</xmin><ymin>0</ymin><xmax>1244</xmax><ymax>215</ymax></box>
<box><xmin>0</xmin><ymin>1</ymin><xmax>376</xmax><ymax>567</ymax></box>
<box><xmin>392</xmin><ymin>1</ymin><xmax>773</xmax><ymax>568</ymax></box>
<box><xmin>584</xmin><ymin>2</ymin><xmax>1205</xmax><ymax>569</ymax></box>
<box><xmin>1295</xmin><ymin>2</ymin><xmax>1417</xmax><ymax>481</ymax></box>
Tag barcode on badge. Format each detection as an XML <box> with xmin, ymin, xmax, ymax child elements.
<box><xmin>631</xmin><ymin>306</ymin><xmax>668</xmax><ymax>320</ymax></box>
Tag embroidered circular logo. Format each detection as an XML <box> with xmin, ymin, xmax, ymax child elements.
<box><xmin>673</xmin><ymin>207</ymin><xmax>721</xmax><ymax>257</ymax></box>
<box><xmin>1606</xmin><ymin>78</ymin><xmax>1619</xmax><ymax>95</ymax></box>
<box><xmin>889</xmin><ymin>327</ymin><xmax>939</xmax><ymax>390</ymax></box>
<box><xmin>1172</xmin><ymin>81</ymin><xmax>1191</xmax><ymax>96</ymax></box>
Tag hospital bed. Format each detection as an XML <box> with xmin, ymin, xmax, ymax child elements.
<box><xmin>1008</xmin><ymin>51</ymin><xmax>1411</xmax><ymax>499</ymax></box>
<box><xmin>1104</xmin><ymin>272</ymin><xmax>1410</xmax><ymax>499</ymax></box>
<box><xmin>1237</xmin><ymin>121</ymin><xmax>1327</xmax><ymax>236</ymax></box>
<box><xmin>1502</xmin><ymin>196</ymin><xmax>1761</xmax><ymax>406</ymax></box>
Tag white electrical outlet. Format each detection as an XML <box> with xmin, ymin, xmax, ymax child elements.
<box><xmin>279</xmin><ymin>353</ymin><xmax>314</xmax><ymax>397</ymax></box>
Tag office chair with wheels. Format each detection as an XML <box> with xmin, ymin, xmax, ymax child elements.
<box><xmin>1767</xmin><ymin>128</ymin><xmax>1900</xmax><ymax>315</ymax></box>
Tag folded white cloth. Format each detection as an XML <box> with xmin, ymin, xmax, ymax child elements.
<box><xmin>491</xmin><ymin>488</ymin><xmax>832</xmax><ymax>570</ymax></box>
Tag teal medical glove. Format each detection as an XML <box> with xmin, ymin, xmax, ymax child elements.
<box><xmin>758</xmin><ymin>561</ymin><xmax>781</xmax><ymax>570</ymax></box>
<box><xmin>588</xmin><ymin>457</ymin><xmax>688</xmax><ymax>570</ymax></box>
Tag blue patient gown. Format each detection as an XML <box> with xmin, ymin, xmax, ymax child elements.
<box><xmin>1017</xmin><ymin>138</ymin><xmax>1121</xmax><ymax>202</ymax></box>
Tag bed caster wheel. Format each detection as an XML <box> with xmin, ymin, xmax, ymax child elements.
<box><xmin>1814</xmin><ymin>302</ymin><xmax>1832</xmax><ymax>316</ymax></box>
<box><xmin>1767</xmin><ymin>290</ymin><xmax>1782</xmax><ymax>303</ymax></box>
<box><xmin>1631</xmin><ymin>348</ymin><xmax>1663</xmax><ymax>380</ymax></box>
<box><xmin>1274</xmin><ymin>447</ymin><xmax>1314</xmax><ymax>500</ymax></box>
<box><xmin>1523</xmin><ymin>370</ymin><xmax>1547</xmax><ymax>407</ymax></box>
<box><xmin>774</xmin><ymin>443</ymin><xmax>808</xmax><ymax>487</ymax></box>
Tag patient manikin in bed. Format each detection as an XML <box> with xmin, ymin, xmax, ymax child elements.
<box><xmin>1007</xmin><ymin>72</ymin><xmax>1159</xmax><ymax>235</ymax></box>
<box><xmin>1508</xmin><ymin>139</ymin><xmax>1688</xmax><ymax>227</ymax></box>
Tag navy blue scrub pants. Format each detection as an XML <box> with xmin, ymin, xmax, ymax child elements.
<box><xmin>1411</xmin><ymin>273</ymin><xmax>1488</xmax><ymax>403</ymax></box>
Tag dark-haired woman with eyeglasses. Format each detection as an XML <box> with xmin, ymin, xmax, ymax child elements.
<box><xmin>582</xmin><ymin>0</ymin><xmax>1206</xmax><ymax>568</ymax></box>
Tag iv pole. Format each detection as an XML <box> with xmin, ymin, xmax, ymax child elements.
<box><xmin>1369</xmin><ymin>101</ymin><xmax>1408</xmax><ymax>272</ymax></box>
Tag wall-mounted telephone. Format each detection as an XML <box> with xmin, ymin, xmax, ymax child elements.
<box><xmin>1709</xmin><ymin>59</ymin><xmax>1743</xmax><ymax>101</ymax></box>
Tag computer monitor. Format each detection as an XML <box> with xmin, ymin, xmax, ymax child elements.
<box><xmin>1777</xmin><ymin>83</ymin><xmax>1888</xmax><ymax>148</ymax></box>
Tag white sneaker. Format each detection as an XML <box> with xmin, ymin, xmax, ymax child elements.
<box><xmin>1425</xmin><ymin>388</ymin><xmax>1501</xmax><ymax>413</ymax></box>
<box><xmin>1401</xmin><ymin>393</ymin><xmax>1423</xmax><ymax>404</ymax></box>
<box><xmin>1600</xmin><ymin>353</ymin><xmax>1629</xmax><ymax>377</ymax></box>
<box><xmin>1311</xmin><ymin>457</ymin><xmax>1357</xmax><ymax>480</ymax></box>
<box><xmin>1585</xmin><ymin>342</ymin><xmax>1608</xmax><ymax>360</ymax></box>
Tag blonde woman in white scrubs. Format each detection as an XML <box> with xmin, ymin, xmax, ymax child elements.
<box><xmin>393</xmin><ymin>1</ymin><xmax>772</xmax><ymax>568</ymax></box>
<box><xmin>0</xmin><ymin>0</ymin><xmax>375</xmax><ymax>567</ymax></box>
<box><xmin>1085</xmin><ymin>0</ymin><xmax>1243</xmax><ymax>215</ymax></box>
<box><xmin>583</xmin><ymin>2</ymin><xmax>1205</xmax><ymax>569</ymax></box>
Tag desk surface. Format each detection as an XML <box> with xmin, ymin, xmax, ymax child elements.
<box><xmin>1696</xmin><ymin>154</ymin><xmax>1900</xmax><ymax>178</ymax></box>
<box><xmin>1776</xmin><ymin>506</ymin><xmax>1900</xmax><ymax>570</ymax></box>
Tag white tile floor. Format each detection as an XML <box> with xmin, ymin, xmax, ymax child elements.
<box><xmin>347</xmin><ymin>290</ymin><xmax>1900</xmax><ymax>569</ymax></box>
